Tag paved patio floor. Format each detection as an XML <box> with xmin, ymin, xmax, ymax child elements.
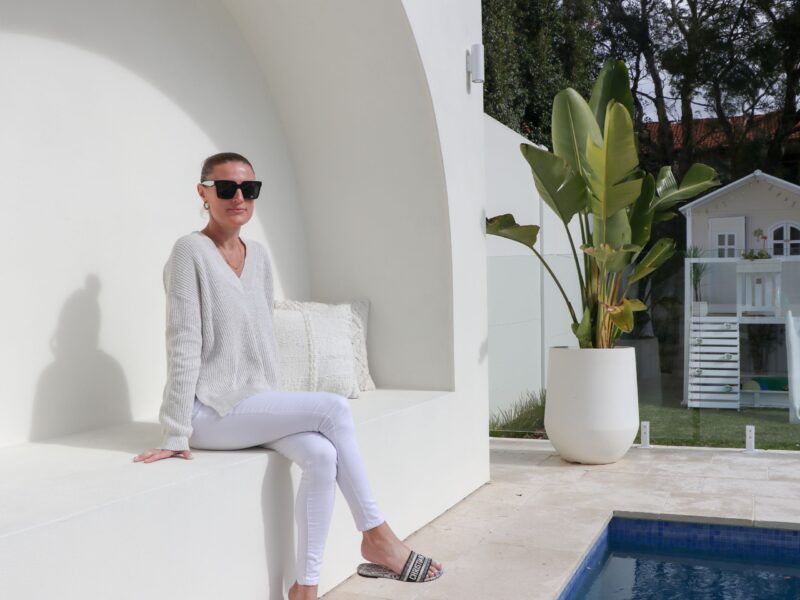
<box><xmin>322</xmin><ymin>437</ymin><xmax>800</xmax><ymax>600</ymax></box>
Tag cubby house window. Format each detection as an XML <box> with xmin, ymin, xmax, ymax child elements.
<box><xmin>770</xmin><ymin>222</ymin><xmax>800</xmax><ymax>256</ymax></box>
<box><xmin>717</xmin><ymin>233</ymin><xmax>736</xmax><ymax>258</ymax></box>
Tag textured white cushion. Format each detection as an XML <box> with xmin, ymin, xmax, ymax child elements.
<box><xmin>348</xmin><ymin>299</ymin><xmax>377</xmax><ymax>391</ymax></box>
<box><xmin>273</xmin><ymin>300</ymin><xmax>359</xmax><ymax>398</ymax></box>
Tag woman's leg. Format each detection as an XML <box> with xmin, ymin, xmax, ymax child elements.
<box><xmin>190</xmin><ymin>390</ymin><xmax>385</xmax><ymax>532</ymax></box>
<box><xmin>267</xmin><ymin>432</ymin><xmax>337</xmax><ymax>586</ymax></box>
<box><xmin>189</xmin><ymin>391</ymin><xmax>442</xmax><ymax>585</ymax></box>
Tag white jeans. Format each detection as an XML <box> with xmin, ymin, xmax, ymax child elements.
<box><xmin>189</xmin><ymin>390</ymin><xmax>386</xmax><ymax>585</ymax></box>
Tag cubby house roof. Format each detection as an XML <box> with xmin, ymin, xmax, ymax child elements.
<box><xmin>678</xmin><ymin>170</ymin><xmax>800</xmax><ymax>215</ymax></box>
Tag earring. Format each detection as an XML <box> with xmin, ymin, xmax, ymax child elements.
<box><xmin>203</xmin><ymin>202</ymin><xmax>209</xmax><ymax>210</ymax></box>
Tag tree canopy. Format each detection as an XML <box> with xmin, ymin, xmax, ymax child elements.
<box><xmin>482</xmin><ymin>0</ymin><xmax>598</xmax><ymax>147</ymax></box>
<box><xmin>482</xmin><ymin>0</ymin><xmax>800</xmax><ymax>184</ymax></box>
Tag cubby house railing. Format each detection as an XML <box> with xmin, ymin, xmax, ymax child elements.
<box><xmin>683</xmin><ymin>256</ymin><xmax>799</xmax><ymax>410</ymax></box>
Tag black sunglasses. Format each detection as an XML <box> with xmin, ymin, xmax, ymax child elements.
<box><xmin>201</xmin><ymin>179</ymin><xmax>262</xmax><ymax>200</ymax></box>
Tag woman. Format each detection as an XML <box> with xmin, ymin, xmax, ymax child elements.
<box><xmin>133</xmin><ymin>152</ymin><xmax>443</xmax><ymax>600</ymax></box>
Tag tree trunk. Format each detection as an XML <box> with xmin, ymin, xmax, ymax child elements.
<box><xmin>640</xmin><ymin>0</ymin><xmax>674</xmax><ymax>166</ymax></box>
<box><xmin>764</xmin><ymin>61</ymin><xmax>799</xmax><ymax>175</ymax></box>
<box><xmin>678</xmin><ymin>82</ymin><xmax>695</xmax><ymax>178</ymax></box>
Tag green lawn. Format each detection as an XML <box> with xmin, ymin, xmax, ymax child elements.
<box><xmin>490</xmin><ymin>394</ymin><xmax>800</xmax><ymax>451</ymax></box>
<box><xmin>637</xmin><ymin>403</ymin><xmax>800</xmax><ymax>451</ymax></box>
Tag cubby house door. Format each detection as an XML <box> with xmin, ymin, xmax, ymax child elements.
<box><xmin>708</xmin><ymin>217</ymin><xmax>745</xmax><ymax>258</ymax></box>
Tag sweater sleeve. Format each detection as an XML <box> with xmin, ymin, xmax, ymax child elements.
<box><xmin>261</xmin><ymin>244</ymin><xmax>283</xmax><ymax>391</ymax></box>
<box><xmin>158</xmin><ymin>242</ymin><xmax>202</xmax><ymax>451</ymax></box>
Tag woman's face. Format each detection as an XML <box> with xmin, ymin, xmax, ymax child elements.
<box><xmin>197</xmin><ymin>160</ymin><xmax>256</xmax><ymax>230</ymax></box>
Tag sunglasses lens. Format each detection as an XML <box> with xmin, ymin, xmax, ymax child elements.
<box><xmin>214</xmin><ymin>180</ymin><xmax>237</xmax><ymax>199</ymax></box>
<box><xmin>241</xmin><ymin>181</ymin><xmax>261</xmax><ymax>200</ymax></box>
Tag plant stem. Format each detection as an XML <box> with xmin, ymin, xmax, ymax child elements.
<box><xmin>564</xmin><ymin>224</ymin><xmax>586</xmax><ymax>307</ymax></box>
<box><xmin>531</xmin><ymin>246</ymin><xmax>579</xmax><ymax>326</ymax></box>
<box><xmin>596</xmin><ymin>268</ymin><xmax>607</xmax><ymax>348</ymax></box>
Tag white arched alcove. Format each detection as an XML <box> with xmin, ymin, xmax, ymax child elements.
<box><xmin>0</xmin><ymin>3</ymin><xmax>488</xmax><ymax>596</ymax></box>
<box><xmin>0</xmin><ymin>0</ymin><xmax>458</xmax><ymax>447</ymax></box>
<box><xmin>223</xmin><ymin>0</ymin><xmax>455</xmax><ymax>392</ymax></box>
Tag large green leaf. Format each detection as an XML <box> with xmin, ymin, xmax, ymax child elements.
<box><xmin>486</xmin><ymin>214</ymin><xmax>540</xmax><ymax>250</ymax></box>
<box><xmin>594</xmin><ymin>209</ymin><xmax>632</xmax><ymax>250</ymax></box>
<box><xmin>630</xmin><ymin>174</ymin><xmax>656</xmax><ymax>251</ymax></box>
<box><xmin>520</xmin><ymin>143</ymin><xmax>588</xmax><ymax>225</ymax></box>
<box><xmin>655</xmin><ymin>166</ymin><xmax>677</xmax><ymax>199</ymax></box>
<box><xmin>589</xmin><ymin>60</ymin><xmax>635</xmax><ymax>133</ymax></box>
<box><xmin>583</xmin><ymin>243</ymin><xmax>640</xmax><ymax>273</ymax></box>
<box><xmin>653</xmin><ymin>211</ymin><xmax>677</xmax><ymax>222</ymax></box>
<box><xmin>652</xmin><ymin>163</ymin><xmax>721</xmax><ymax>211</ymax></box>
<box><xmin>601</xmin><ymin>103</ymin><xmax>640</xmax><ymax>186</ymax></box>
<box><xmin>609</xmin><ymin>299</ymin><xmax>634</xmax><ymax>333</ymax></box>
<box><xmin>628</xmin><ymin>238</ymin><xmax>676</xmax><ymax>284</ymax></box>
<box><xmin>585</xmin><ymin>101</ymin><xmax>642</xmax><ymax>244</ymax></box>
<box><xmin>627</xmin><ymin>298</ymin><xmax>648</xmax><ymax>311</ymax></box>
<box><xmin>552</xmin><ymin>88</ymin><xmax>601</xmax><ymax>177</ymax></box>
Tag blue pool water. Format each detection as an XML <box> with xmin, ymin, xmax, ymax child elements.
<box><xmin>559</xmin><ymin>517</ymin><xmax>800</xmax><ymax>600</ymax></box>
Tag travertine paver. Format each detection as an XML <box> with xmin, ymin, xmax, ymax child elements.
<box><xmin>321</xmin><ymin>438</ymin><xmax>800</xmax><ymax>600</ymax></box>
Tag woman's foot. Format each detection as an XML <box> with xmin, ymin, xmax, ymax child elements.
<box><xmin>288</xmin><ymin>580</ymin><xmax>318</xmax><ymax>600</ymax></box>
<box><xmin>361</xmin><ymin>521</ymin><xmax>442</xmax><ymax>581</ymax></box>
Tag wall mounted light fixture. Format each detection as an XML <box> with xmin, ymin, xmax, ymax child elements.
<box><xmin>467</xmin><ymin>43</ymin><xmax>484</xmax><ymax>84</ymax></box>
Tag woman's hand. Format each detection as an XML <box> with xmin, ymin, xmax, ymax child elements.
<box><xmin>133</xmin><ymin>448</ymin><xmax>193</xmax><ymax>463</ymax></box>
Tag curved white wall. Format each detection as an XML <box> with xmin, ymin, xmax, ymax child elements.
<box><xmin>400</xmin><ymin>0</ymin><xmax>489</xmax><ymax>481</ymax></box>
<box><xmin>0</xmin><ymin>1</ymin><xmax>308</xmax><ymax>446</ymax></box>
<box><xmin>223</xmin><ymin>0</ymin><xmax>455</xmax><ymax>392</ymax></box>
<box><xmin>0</xmin><ymin>0</ymin><xmax>480</xmax><ymax>448</ymax></box>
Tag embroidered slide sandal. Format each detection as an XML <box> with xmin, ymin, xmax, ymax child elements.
<box><xmin>357</xmin><ymin>550</ymin><xmax>443</xmax><ymax>582</ymax></box>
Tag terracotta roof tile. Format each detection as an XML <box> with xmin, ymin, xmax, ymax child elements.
<box><xmin>643</xmin><ymin>112</ymin><xmax>800</xmax><ymax>151</ymax></box>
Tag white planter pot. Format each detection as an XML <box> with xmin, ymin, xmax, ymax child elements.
<box><xmin>692</xmin><ymin>301</ymin><xmax>708</xmax><ymax>316</ymax></box>
<box><xmin>544</xmin><ymin>347</ymin><xmax>639</xmax><ymax>464</ymax></box>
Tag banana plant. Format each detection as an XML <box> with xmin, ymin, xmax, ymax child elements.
<box><xmin>487</xmin><ymin>60</ymin><xmax>720</xmax><ymax>348</ymax></box>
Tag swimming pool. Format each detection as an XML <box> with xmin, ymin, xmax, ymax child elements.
<box><xmin>558</xmin><ymin>517</ymin><xmax>800</xmax><ymax>600</ymax></box>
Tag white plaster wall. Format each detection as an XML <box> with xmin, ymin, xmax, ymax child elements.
<box><xmin>0</xmin><ymin>1</ymin><xmax>308</xmax><ymax>447</ymax></box>
<box><xmin>223</xmin><ymin>0</ymin><xmax>454</xmax><ymax>392</ymax></box>
<box><xmin>400</xmin><ymin>0</ymin><xmax>489</xmax><ymax>484</ymax></box>
<box><xmin>1</xmin><ymin>2</ymin><xmax>490</xmax><ymax>594</ymax></box>
<box><xmin>1</xmin><ymin>0</ymin><xmax>484</xmax><ymax>449</ymax></box>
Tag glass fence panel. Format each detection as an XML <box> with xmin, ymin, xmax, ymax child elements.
<box><xmin>487</xmin><ymin>253</ymin><xmax>544</xmax><ymax>438</ymax></box>
<box><xmin>488</xmin><ymin>249</ymin><xmax>800</xmax><ymax>450</ymax></box>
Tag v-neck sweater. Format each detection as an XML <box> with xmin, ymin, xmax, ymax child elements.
<box><xmin>158</xmin><ymin>230</ymin><xmax>282</xmax><ymax>451</ymax></box>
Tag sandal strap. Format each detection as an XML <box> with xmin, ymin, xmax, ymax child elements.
<box><xmin>400</xmin><ymin>551</ymin><xmax>432</xmax><ymax>582</ymax></box>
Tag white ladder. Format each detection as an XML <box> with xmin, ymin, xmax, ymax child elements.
<box><xmin>687</xmin><ymin>316</ymin><xmax>741</xmax><ymax>409</ymax></box>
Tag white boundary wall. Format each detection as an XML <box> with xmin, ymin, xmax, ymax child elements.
<box><xmin>485</xmin><ymin>115</ymin><xmax>582</xmax><ymax>417</ymax></box>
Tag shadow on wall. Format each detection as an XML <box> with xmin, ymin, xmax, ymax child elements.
<box><xmin>2</xmin><ymin>0</ymin><xmax>302</xmax><ymax>441</ymax></box>
<box><xmin>29</xmin><ymin>275</ymin><xmax>131</xmax><ymax>441</ymax></box>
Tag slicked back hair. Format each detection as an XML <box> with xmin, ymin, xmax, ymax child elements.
<box><xmin>200</xmin><ymin>152</ymin><xmax>254</xmax><ymax>181</ymax></box>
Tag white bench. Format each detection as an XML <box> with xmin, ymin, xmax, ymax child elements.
<box><xmin>0</xmin><ymin>389</ymin><xmax>485</xmax><ymax>599</ymax></box>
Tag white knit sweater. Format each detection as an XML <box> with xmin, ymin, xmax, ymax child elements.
<box><xmin>158</xmin><ymin>231</ymin><xmax>282</xmax><ymax>451</ymax></box>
